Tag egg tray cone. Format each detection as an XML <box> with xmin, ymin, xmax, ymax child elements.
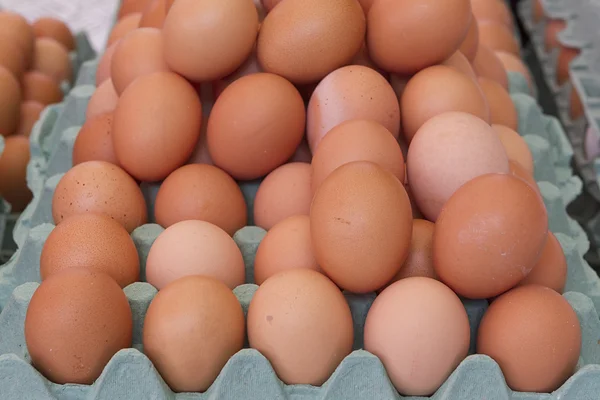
<box><xmin>0</xmin><ymin>65</ymin><xmax>597</xmax><ymax>398</ymax></box>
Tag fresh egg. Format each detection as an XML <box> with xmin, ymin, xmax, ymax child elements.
<box><xmin>72</xmin><ymin>112</ymin><xmax>119</xmax><ymax>166</ymax></box>
<box><xmin>368</xmin><ymin>0</ymin><xmax>471</xmax><ymax>74</ymax></box>
<box><xmin>364</xmin><ymin>277</ymin><xmax>470</xmax><ymax>396</ymax></box>
<box><xmin>146</xmin><ymin>220</ymin><xmax>245</xmax><ymax>289</ymax></box>
<box><xmin>310</xmin><ymin>119</ymin><xmax>405</xmax><ymax>194</ymax></box>
<box><xmin>310</xmin><ymin>161</ymin><xmax>413</xmax><ymax>293</ymax></box>
<box><xmin>407</xmin><ymin>112</ymin><xmax>509</xmax><ymax>221</ymax></box>
<box><xmin>107</xmin><ymin>13</ymin><xmax>142</xmax><ymax>46</ymax></box>
<box><xmin>139</xmin><ymin>0</ymin><xmax>168</xmax><ymax>28</ymax></box>
<box><xmin>478</xmin><ymin>77</ymin><xmax>518</xmax><ymax>129</ymax></box>
<box><xmin>459</xmin><ymin>14</ymin><xmax>480</xmax><ymax>62</ymax></box>
<box><xmin>0</xmin><ymin>65</ymin><xmax>21</xmax><ymax>136</ymax></box>
<box><xmin>307</xmin><ymin>65</ymin><xmax>401</xmax><ymax>151</ymax></box>
<box><xmin>556</xmin><ymin>45</ymin><xmax>580</xmax><ymax>86</ymax></box>
<box><xmin>350</xmin><ymin>42</ymin><xmax>388</xmax><ymax>78</ymax></box>
<box><xmin>257</xmin><ymin>0</ymin><xmax>365</xmax><ymax>84</ymax></box>
<box><xmin>25</xmin><ymin>269</ymin><xmax>133</xmax><ymax>384</ymax></box>
<box><xmin>477</xmin><ymin>20</ymin><xmax>520</xmax><ymax>55</ymax></box>
<box><xmin>0</xmin><ymin>135</ymin><xmax>32</xmax><ymax>211</ymax></box>
<box><xmin>442</xmin><ymin>51</ymin><xmax>478</xmax><ymax>80</ymax></box>
<box><xmin>112</xmin><ymin>72</ymin><xmax>202</xmax><ymax>182</ymax></box>
<box><xmin>86</xmin><ymin>79</ymin><xmax>118</xmax><ymax>119</ymax></box>
<box><xmin>518</xmin><ymin>232</ymin><xmax>567</xmax><ymax>293</ymax></box>
<box><xmin>253</xmin><ymin>162</ymin><xmax>312</xmax><ymax>230</ymax></box>
<box><xmin>0</xmin><ymin>12</ymin><xmax>34</xmax><ymax>68</ymax></box>
<box><xmin>400</xmin><ymin>65</ymin><xmax>491</xmax><ymax>143</ymax></box>
<box><xmin>472</xmin><ymin>44</ymin><xmax>509</xmax><ymax>90</ymax></box>
<box><xmin>247</xmin><ymin>269</ymin><xmax>354</xmax><ymax>385</ymax></box>
<box><xmin>509</xmin><ymin>159</ymin><xmax>538</xmax><ymax>189</ymax></box>
<box><xmin>212</xmin><ymin>49</ymin><xmax>262</xmax><ymax>99</ymax></box>
<box><xmin>153</xmin><ymin>164</ymin><xmax>247</xmax><ymax>235</ymax></box>
<box><xmin>163</xmin><ymin>0</ymin><xmax>259</xmax><ymax>81</ymax></box>
<box><xmin>477</xmin><ymin>285</ymin><xmax>581</xmax><ymax>392</ymax></box>
<box><xmin>470</xmin><ymin>0</ymin><xmax>513</xmax><ymax>28</ymax></box>
<box><xmin>52</xmin><ymin>161</ymin><xmax>148</xmax><ymax>233</ymax></box>
<box><xmin>495</xmin><ymin>51</ymin><xmax>534</xmax><ymax>91</ymax></box>
<box><xmin>95</xmin><ymin>40</ymin><xmax>120</xmax><ymax>86</ymax></box>
<box><xmin>254</xmin><ymin>215</ymin><xmax>321</xmax><ymax>284</ymax></box>
<box><xmin>492</xmin><ymin>124</ymin><xmax>534</xmax><ymax>175</ymax></box>
<box><xmin>544</xmin><ymin>19</ymin><xmax>566</xmax><ymax>52</ymax></box>
<box><xmin>32</xmin><ymin>17</ymin><xmax>76</xmax><ymax>51</ymax></box>
<box><xmin>16</xmin><ymin>100</ymin><xmax>44</xmax><ymax>137</ymax></box>
<box><xmin>22</xmin><ymin>70</ymin><xmax>63</xmax><ymax>105</ymax></box>
<box><xmin>143</xmin><ymin>276</ymin><xmax>245</xmax><ymax>392</ymax></box>
<box><xmin>40</xmin><ymin>213</ymin><xmax>140</xmax><ymax>287</ymax></box>
<box><xmin>32</xmin><ymin>38</ymin><xmax>73</xmax><ymax>84</ymax></box>
<box><xmin>207</xmin><ymin>73</ymin><xmax>305</xmax><ymax>180</ymax></box>
<box><xmin>0</xmin><ymin>40</ymin><xmax>26</xmax><ymax>80</ymax></box>
<box><xmin>434</xmin><ymin>173</ymin><xmax>548</xmax><ymax>299</ymax></box>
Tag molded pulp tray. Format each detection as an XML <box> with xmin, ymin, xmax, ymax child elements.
<box><xmin>0</xmin><ymin>33</ymin><xmax>96</xmax><ymax>263</ymax></box>
<box><xmin>0</xmin><ymin>68</ymin><xmax>599</xmax><ymax>399</ymax></box>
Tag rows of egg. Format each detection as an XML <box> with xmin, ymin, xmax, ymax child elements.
<box><xmin>13</xmin><ymin>0</ymin><xmax>585</xmax><ymax>397</ymax></box>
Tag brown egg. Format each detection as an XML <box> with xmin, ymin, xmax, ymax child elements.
<box><xmin>518</xmin><ymin>232</ymin><xmax>567</xmax><ymax>293</ymax></box>
<box><xmin>113</xmin><ymin>72</ymin><xmax>202</xmax><ymax>182</ymax></box>
<box><xmin>207</xmin><ymin>73</ymin><xmax>305</xmax><ymax>180</ymax></box>
<box><xmin>22</xmin><ymin>70</ymin><xmax>63</xmax><ymax>105</ymax></box>
<box><xmin>163</xmin><ymin>0</ymin><xmax>258</xmax><ymax>82</ymax></box>
<box><xmin>400</xmin><ymin>65</ymin><xmax>490</xmax><ymax>143</ymax></box>
<box><xmin>472</xmin><ymin>44</ymin><xmax>509</xmax><ymax>90</ymax></box>
<box><xmin>478</xmin><ymin>77</ymin><xmax>518</xmax><ymax>130</ymax></box>
<box><xmin>144</xmin><ymin>275</ymin><xmax>245</xmax><ymax>392</ymax></box>
<box><xmin>477</xmin><ymin>285</ymin><xmax>581</xmax><ymax>392</ymax></box>
<box><xmin>357</xmin><ymin>0</ymin><xmax>376</xmax><ymax>14</ymax></box>
<box><xmin>15</xmin><ymin>100</ymin><xmax>44</xmax><ymax>137</ymax></box>
<box><xmin>508</xmin><ymin>159</ymin><xmax>538</xmax><ymax>189</ymax></box>
<box><xmin>253</xmin><ymin>162</ymin><xmax>312</xmax><ymax>230</ymax></box>
<box><xmin>442</xmin><ymin>51</ymin><xmax>478</xmax><ymax>80</ymax></box>
<box><xmin>408</xmin><ymin>112</ymin><xmax>509</xmax><ymax>221</ymax></box>
<box><xmin>52</xmin><ymin>161</ymin><xmax>148</xmax><ymax>233</ymax></box>
<box><xmin>495</xmin><ymin>50</ymin><xmax>534</xmax><ymax>91</ymax></box>
<box><xmin>32</xmin><ymin>17</ymin><xmax>75</xmax><ymax>51</ymax></box>
<box><xmin>212</xmin><ymin>49</ymin><xmax>263</xmax><ymax>99</ymax></box>
<box><xmin>350</xmin><ymin>42</ymin><xmax>388</xmax><ymax>77</ymax></box>
<box><xmin>310</xmin><ymin>161</ymin><xmax>413</xmax><ymax>293</ymax></box>
<box><xmin>471</xmin><ymin>0</ymin><xmax>513</xmax><ymax>27</ymax></box>
<box><xmin>32</xmin><ymin>38</ymin><xmax>73</xmax><ymax>84</ymax></box>
<box><xmin>0</xmin><ymin>65</ymin><xmax>22</xmax><ymax>136</ymax></box>
<box><xmin>86</xmin><ymin>79</ymin><xmax>118</xmax><ymax>119</ymax></box>
<box><xmin>107</xmin><ymin>13</ymin><xmax>142</xmax><ymax>46</ymax></box>
<box><xmin>0</xmin><ymin>135</ymin><xmax>32</xmax><ymax>211</ymax></box>
<box><xmin>95</xmin><ymin>40</ymin><xmax>120</xmax><ymax>86</ymax></box>
<box><xmin>556</xmin><ymin>45</ymin><xmax>580</xmax><ymax>86</ymax></box>
<box><xmin>254</xmin><ymin>215</ymin><xmax>321</xmax><ymax>284</ymax></box>
<box><xmin>0</xmin><ymin>12</ymin><xmax>34</xmax><ymax>68</ymax></box>
<box><xmin>493</xmin><ymin>124</ymin><xmax>534</xmax><ymax>175</ymax></box>
<box><xmin>110</xmin><ymin>28</ymin><xmax>170</xmax><ymax>95</ymax></box>
<box><xmin>139</xmin><ymin>0</ymin><xmax>167</xmax><ymax>28</ymax></box>
<box><xmin>365</xmin><ymin>277</ymin><xmax>470</xmax><ymax>396</ymax></box>
<box><xmin>307</xmin><ymin>65</ymin><xmax>401</xmax><ymax>151</ymax></box>
<box><xmin>477</xmin><ymin>20</ymin><xmax>520</xmax><ymax>55</ymax></box>
<box><xmin>459</xmin><ymin>15</ymin><xmax>480</xmax><ymax>62</ymax></box>
<box><xmin>40</xmin><ymin>213</ymin><xmax>139</xmax><ymax>287</ymax></box>
<box><xmin>154</xmin><ymin>164</ymin><xmax>247</xmax><ymax>235</ymax></box>
<box><xmin>258</xmin><ymin>0</ymin><xmax>365</xmax><ymax>84</ymax></box>
<box><xmin>72</xmin><ymin>112</ymin><xmax>119</xmax><ymax>166</ymax></box>
<box><xmin>311</xmin><ymin>119</ymin><xmax>405</xmax><ymax>194</ymax></box>
<box><xmin>0</xmin><ymin>40</ymin><xmax>26</xmax><ymax>79</ymax></box>
<box><xmin>118</xmin><ymin>0</ymin><xmax>152</xmax><ymax>19</ymax></box>
<box><xmin>544</xmin><ymin>18</ymin><xmax>566</xmax><ymax>52</ymax></box>
<box><xmin>25</xmin><ymin>269</ymin><xmax>132</xmax><ymax>384</ymax></box>
<box><xmin>368</xmin><ymin>0</ymin><xmax>471</xmax><ymax>74</ymax></box>
<box><xmin>570</xmin><ymin>86</ymin><xmax>583</xmax><ymax>120</ymax></box>
<box><xmin>248</xmin><ymin>269</ymin><xmax>354</xmax><ymax>385</ymax></box>
<box><xmin>434</xmin><ymin>174</ymin><xmax>548</xmax><ymax>299</ymax></box>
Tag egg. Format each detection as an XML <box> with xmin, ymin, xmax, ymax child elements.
<box><xmin>22</xmin><ymin>70</ymin><xmax>63</xmax><ymax>106</ymax></box>
<box><xmin>52</xmin><ymin>161</ymin><xmax>148</xmax><ymax>233</ymax></box>
<box><xmin>25</xmin><ymin>269</ymin><xmax>133</xmax><ymax>384</ymax></box>
<box><xmin>247</xmin><ymin>269</ymin><xmax>354</xmax><ymax>385</ymax></box>
<box><xmin>0</xmin><ymin>135</ymin><xmax>32</xmax><ymax>211</ymax></box>
<box><xmin>508</xmin><ymin>159</ymin><xmax>538</xmax><ymax>189</ymax></box>
<box><xmin>459</xmin><ymin>14</ymin><xmax>480</xmax><ymax>62</ymax></box>
<box><xmin>32</xmin><ymin>17</ymin><xmax>75</xmax><ymax>51</ymax></box>
<box><xmin>72</xmin><ymin>112</ymin><xmax>119</xmax><ymax>166</ymax></box>
<box><xmin>400</xmin><ymin>65</ymin><xmax>491</xmax><ymax>143</ymax></box>
<box><xmin>40</xmin><ymin>213</ymin><xmax>140</xmax><ymax>287</ymax></box>
<box><xmin>261</xmin><ymin>0</ymin><xmax>281</xmax><ymax>12</ymax></box>
<box><xmin>207</xmin><ymin>73</ymin><xmax>305</xmax><ymax>180</ymax></box>
<box><xmin>254</xmin><ymin>215</ymin><xmax>321</xmax><ymax>284</ymax></box>
<box><xmin>310</xmin><ymin>119</ymin><xmax>405</xmax><ymax>194</ymax></box>
<box><xmin>143</xmin><ymin>276</ymin><xmax>245</xmax><ymax>392</ymax></box>
<box><xmin>407</xmin><ymin>112</ymin><xmax>509</xmax><ymax>221</ymax></box>
<box><xmin>107</xmin><ymin>13</ymin><xmax>142</xmax><ymax>46</ymax></box>
<box><xmin>15</xmin><ymin>101</ymin><xmax>44</xmax><ymax>137</ymax></box>
<box><xmin>95</xmin><ymin>40</ymin><xmax>120</xmax><ymax>86</ymax></box>
<box><xmin>163</xmin><ymin>0</ymin><xmax>258</xmax><ymax>81</ymax></box>
<box><xmin>442</xmin><ymin>50</ymin><xmax>478</xmax><ymax>80</ymax></box>
<box><xmin>139</xmin><ymin>0</ymin><xmax>167</xmax><ymax>28</ymax></box>
<box><xmin>288</xmin><ymin>139</ymin><xmax>312</xmax><ymax>163</ymax></box>
<box><xmin>364</xmin><ymin>277</ymin><xmax>470</xmax><ymax>396</ymax></box>
<box><xmin>153</xmin><ymin>164</ymin><xmax>247</xmax><ymax>235</ymax></box>
<box><xmin>472</xmin><ymin>44</ymin><xmax>509</xmax><ymax>90</ymax></box>
<box><xmin>492</xmin><ymin>124</ymin><xmax>534</xmax><ymax>175</ymax></box>
<box><xmin>434</xmin><ymin>173</ymin><xmax>548</xmax><ymax>299</ymax></box>
<box><xmin>544</xmin><ymin>18</ymin><xmax>566</xmax><ymax>52</ymax></box>
<box><xmin>478</xmin><ymin>77</ymin><xmax>518</xmax><ymax>129</ymax></box>
<box><xmin>307</xmin><ymin>65</ymin><xmax>401</xmax><ymax>151</ymax></box>
<box><xmin>0</xmin><ymin>40</ymin><xmax>26</xmax><ymax>79</ymax></box>
<box><xmin>368</xmin><ymin>0</ymin><xmax>471</xmax><ymax>74</ymax></box>
<box><xmin>86</xmin><ymin>79</ymin><xmax>118</xmax><ymax>119</ymax></box>
<box><xmin>556</xmin><ymin>45</ymin><xmax>579</xmax><ymax>86</ymax></box>
<box><xmin>32</xmin><ymin>38</ymin><xmax>73</xmax><ymax>84</ymax></box>
<box><xmin>310</xmin><ymin>161</ymin><xmax>413</xmax><ymax>293</ymax></box>
<box><xmin>118</xmin><ymin>0</ymin><xmax>152</xmax><ymax>19</ymax></box>
<box><xmin>495</xmin><ymin>50</ymin><xmax>533</xmax><ymax>91</ymax></box>
<box><xmin>470</xmin><ymin>0</ymin><xmax>513</xmax><ymax>28</ymax></box>
<box><xmin>212</xmin><ymin>49</ymin><xmax>263</xmax><ymax>99</ymax></box>
<box><xmin>253</xmin><ymin>162</ymin><xmax>312</xmax><ymax>230</ymax></box>
<box><xmin>477</xmin><ymin>20</ymin><xmax>520</xmax><ymax>55</ymax></box>
<box><xmin>518</xmin><ymin>232</ymin><xmax>567</xmax><ymax>293</ymax></box>
<box><xmin>0</xmin><ymin>12</ymin><xmax>34</xmax><ymax>68</ymax></box>
<box><xmin>477</xmin><ymin>285</ymin><xmax>581</xmax><ymax>392</ymax></box>
<box><xmin>112</xmin><ymin>72</ymin><xmax>202</xmax><ymax>182</ymax></box>
<box><xmin>257</xmin><ymin>0</ymin><xmax>365</xmax><ymax>84</ymax></box>
<box><xmin>0</xmin><ymin>65</ymin><xmax>21</xmax><ymax>136</ymax></box>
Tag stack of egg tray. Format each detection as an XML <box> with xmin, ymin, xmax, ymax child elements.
<box><xmin>0</xmin><ymin>33</ymin><xmax>96</xmax><ymax>264</ymax></box>
<box><xmin>0</xmin><ymin>63</ymin><xmax>598</xmax><ymax>399</ymax></box>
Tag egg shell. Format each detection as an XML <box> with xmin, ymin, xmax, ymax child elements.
<box><xmin>508</xmin><ymin>159</ymin><xmax>538</xmax><ymax>189</ymax></box>
<box><xmin>310</xmin><ymin>161</ymin><xmax>413</xmax><ymax>293</ymax></box>
<box><xmin>95</xmin><ymin>40</ymin><xmax>120</xmax><ymax>87</ymax></box>
<box><xmin>15</xmin><ymin>101</ymin><xmax>44</xmax><ymax>137</ymax></box>
<box><xmin>493</xmin><ymin>124</ymin><xmax>534</xmax><ymax>175</ymax></box>
<box><xmin>0</xmin><ymin>12</ymin><xmax>34</xmax><ymax>68</ymax></box>
<box><xmin>32</xmin><ymin>38</ymin><xmax>73</xmax><ymax>84</ymax></box>
<box><xmin>518</xmin><ymin>232</ymin><xmax>567</xmax><ymax>293</ymax></box>
<box><xmin>40</xmin><ymin>213</ymin><xmax>140</xmax><ymax>287</ymax></box>
<box><xmin>459</xmin><ymin>15</ymin><xmax>480</xmax><ymax>62</ymax></box>
<box><xmin>107</xmin><ymin>13</ymin><xmax>142</xmax><ymax>46</ymax></box>
<box><xmin>153</xmin><ymin>163</ymin><xmax>247</xmax><ymax>235</ymax></box>
<box><xmin>212</xmin><ymin>48</ymin><xmax>263</xmax><ymax>99</ymax></box>
<box><xmin>478</xmin><ymin>77</ymin><xmax>518</xmax><ymax>130</ymax></box>
<box><xmin>32</xmin><ymin>17</ymin><xmax>76</xmax><ymax>51</ymax></box>
<box><xmin>257</xmin><ymin>0</ymin><xmax>365</xmax><ymax>84</ymax></box>
<box><xmin>556</xmin><ymin>45</ymin><xmax>579</xmax><ymax>86</ymax></box>
<box><xmin>472</xmin><ymin>44</ymin><xmax>509</xmax><ymax>90</ymax></box>
<box><xmin>24</xmin><ymin>269</ymin><xmax>133</xmax><ymax>385</ymax></box>
<box><xmin>52</xmin><ymin>161</ymin><xmax>148</xmax><ymax>233</ymax></box>
<box><xmin>22</xmin><ymin>71</ymin><xmax>63</xmax><ymax>106</ymax></box>
<box><xmin>86</xmin><ymin>79</ymin><xmax>118</xmax><ymax>119</ymax></box>
<box><xmin>544</xmin><ymin>19</ymin><xmax>566</xmax><ymax>52</ymax></box>
<box><xmin>72</xmin><ymin>112</ymin><xmax>119</xmax><ymax>166</ymax></box>
<box><xmin>0</xmin><ymin>65</ymin><xmax>22</xmax><ymax>137</ymax></box>
<box><xmin>442</xmin><ymin>51</ymin><xmax>478</xmax><ymax>80</ymax></box>
<box><xmin>495</xmin><ymin>51</ymin><xmax>533</xmax><ymax>92</ymax></box>
<box><xmin>0</xmin><ymin>40</ymin><xmax>26</xmax><ymax>80</ymax></box>
<box><xmin>470</xmin><ymin>0</ymin><xmax>513</xmax><ymax>28</ymax></box>
<box><xmin>247</xmin><ymin>269</ymin><xmax>354</xmax><ymax>385</ymax></box>
<box><xmin>139</xmin><ymin>0</ymin><xmax>168</xmax><ymax>28</ymax></box>
<box><xmin>0</xmin><ymin>135</ymin><xmax>32</xmax><ymax>211</ymax></box>
<box><xmin>307</xmin><ymin>65</ymin><xmax>401</xmax><ymax>151</ymax></box>
<box><xmin>477</xmin><ymin>20</ymin><xmax>520</xmax><ymax>56</ymax></box>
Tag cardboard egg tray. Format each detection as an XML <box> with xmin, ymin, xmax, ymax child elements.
<box><xmin>0</xmin><ymin>61</ymin><xmax>598</xmax><ymax>398</ymax></box>
<box><xmin>0</xmin><ymin>33</ymin><xmax>96</xmax><ymax>264</ymax></box>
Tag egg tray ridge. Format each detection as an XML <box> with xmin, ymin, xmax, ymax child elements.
<box><xmin>0</xmin><ymin>32</ymin><xmax>96</xmax><ymax>264</ymax></box>
<box><xmin>0</xmin><ymin>67</ymin><xmax>598</xmax><ymax>398</ymax></box>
